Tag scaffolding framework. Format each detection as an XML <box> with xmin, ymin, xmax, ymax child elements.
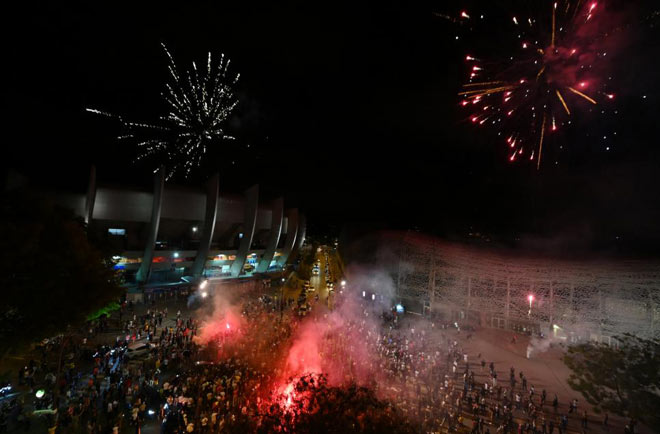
<box><xmin>393</xmin><ymin>233</ymin><xmax>660</xmax><ymax>340</ymax></box>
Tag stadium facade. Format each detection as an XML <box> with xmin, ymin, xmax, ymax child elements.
<box><xmin>386</xmin><ymin>233</ymin><xmax>660</xmax><ymax>343</ymax></box>
<box><xmin>45</xmin><ymin>167</ymin><xmax>306</xmax><ymax>285</ymax></box>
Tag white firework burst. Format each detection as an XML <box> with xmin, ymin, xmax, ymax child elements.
<box><xmin>88</xmin><ymin>43</ymin><xmax>240</xmax><ymax>180</ymax></box>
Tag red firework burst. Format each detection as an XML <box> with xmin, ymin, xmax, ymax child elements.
<box><xmin>459</xmin><ymin>1</ymin><xmax>617</xmax><ymax>169</ymax></box>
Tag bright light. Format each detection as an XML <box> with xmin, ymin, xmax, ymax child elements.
<box><xmin>148</xmin><ymin>409</ymin><xmax>156</xmax><ymax>416</ymax></box>
<box><xmin>173</xmin><ymin>252</ymin><xmax>179</xmax><ymax>258</ymax></box>
<box><xmin>396</xmin><ymin>304</ymin><xmax>404</xmax><ymax>313</ymax></box>
<box><xmin>460</xmin><ymin>11</ymin><xmax>470</xmax><ymax>19</ymax></box>
<box><xmin>362</xmin><ymin>291</ymin><xmax>366</xmax><ymax>298</ymax></box>
<box><xmin>371</xmin><ymin>294</ymin><xmax>376</xmax><ymax>300</ymax></box>
<box><xmin>201</xmin><ymin>291</ymin><xmax>208</xmax><ymax>299</ymax></box>
<box><xmin>341</xmin><ymin>280</ymin><xmax>346</xmax><ymax>287</ymax></box>
<box><xmin>226</xmin><ymin>323</ymin><xmax>230</xmax><ymax>330</ymax></box>
<box><xmin>192</xmin><ymin>226</ymin><xmax>198</xmax><ymax>232</ymax></box>
<box><xmin>199</xmin><ymin>280</ymin><xmax>208</xmax><ymax>289</ymax></box>
<box><xmin>528</xmin><ymin>295</ymin><xmax>534</xmax><ymax>302</ymax></box>
<box><xmin>36</xmin><ymin>389</ymin><xmax>45</xmax><ymax>399</ymax></box>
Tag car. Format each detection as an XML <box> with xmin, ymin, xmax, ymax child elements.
<box><xmin>125</xmin><ymin>342</ymin><xmax>155</xmax><ymax>359</ymax></box>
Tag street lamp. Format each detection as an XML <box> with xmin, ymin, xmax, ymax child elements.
<box><xmin>528</xmin><ymin>294</ymin><xmax>534</xmax><ymax>315</ymax></box>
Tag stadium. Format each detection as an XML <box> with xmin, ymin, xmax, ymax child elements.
<box><xmin>378</xmin><ymin>233</ymin><xmax>660</xmax><ymax>343</ymax></box>
<box><xmin>10</xmin><ymin>167</ymin><xmax>306</xmax><ymax>286</ymax></box>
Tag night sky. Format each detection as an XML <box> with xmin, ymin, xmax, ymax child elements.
<box><xmin>5</xmin><ymin>1</ymin><xmax>660</xmax><ymax>254</ymax></box>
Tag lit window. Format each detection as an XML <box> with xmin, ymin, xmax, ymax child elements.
<box><xmin>108</xmin><ymin>228</ymin><xmax>126</xmax><ymax>236</ymax></box>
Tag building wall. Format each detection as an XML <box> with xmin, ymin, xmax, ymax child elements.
<box><xmin>391</xmin><ymin>233</ymin><xmax>660</xmax><ymax>341</ymax></box>
<box><xmin>49</xmin><ymin>178</ymin><xmax>299</xmax><ymax>284</ymax></box>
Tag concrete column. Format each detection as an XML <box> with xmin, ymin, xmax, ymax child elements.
<box><xmin>277</xmin><ymin>209</ymin><xmax>298</xmax><ymax>267</ymax></box>
<box><xmin>428</xmin><ymin>248</ymin><xmax>435</xmax><ymax>307</ymax></box>
<box><xmin>191</xmin><ymin>173</ymin><xmax>220</xmax><ymax>278</ymax></box>
<box><xmin>230</xmin><ymin>184</ymin><xmax>259</xmax><ymax>278</ymax></box>
<box><xmin>650</xmin><ymin>292</ymin><xmax>656</xmax><ymax>337</ymax></box>
<box><xmin>293</xmin><ymin>213</ymin><xmax>307</xmax><ymax>254</ymax></box>
<box><xmin>256</xmin><ymin>198</ymin><xmax>283</xmax><ymax>273</ymax></box>
<box><xmin>505</xmin><ymin>277</ymin><xmax>511</xmax><ymax>328</ymax></box>
<box><xmin>549</xmin><ymin>282</ymin><xmax>554</xmax><ymax>327</ymax></box>
<box><xmin>136</xmin><ymin>167</ymin><xmax>165</xmax><ymax>284</ymax></box>
<box><xmin>467</xmin><ymin>276</ymin><xmax>472</xmax><ymax>309</ymax></box>
<box><xmin>84</xmin><ymin>165</ymin><xmax>97</xmax><ymax>225</ymax></box>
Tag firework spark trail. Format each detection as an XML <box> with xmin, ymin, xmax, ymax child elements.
<box><xmin>457</xmin><ymin>1</ymin><xmax>617</xmax><ymax>169</ymax></box>
<box><xmin>88</xmin><ymin>43</ymin><xmax>240</xmax><ymax>180</ymax></box>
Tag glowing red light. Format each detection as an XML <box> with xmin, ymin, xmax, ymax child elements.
<box><xmin>522</xmin><ymin>42</ymin><xmax>528</xmax><ymax>49</ymax></box>
<box><xmin>461</xmin><ymin>11</ymin><xmax>470</xmax><ymax>19</ymax></box>
<box><xmin>507</xmin><ymin>110</ymin><xmax>514</xmax><ymax>116</ymax></box>
<box><xmin>589</xmin><ymin>2</ymin><xmax>597</xmax><ymax>12</ymax></box>
<box><xmin>528</xmin><ymin>295</ymin><xmax>534</xmax><ymax>302</ymax></box>
<box><xmin>466</xmin><ymin>55</ymin><xmax>474</xmax><ymax>61</ymax></box>
<box><xmin>471</xmin><ymin>116</ymin><xmax>478</xmax><ymax>122</ymax></box>
<box><xmin>226</xmin><ymin>323</ymin><xmax>230</xmax><ymax>330</ymax></box>
<box><xmin>579</xmin><ymin>81</ymin><xmax>587</xmax><ymax>88</ymax></box>
<box><xmin>461</xmin><ymin>100</ymin><xmax>469</xmax><ymax>106</ymax></box>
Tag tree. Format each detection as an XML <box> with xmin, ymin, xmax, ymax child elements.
<box><xmin>0</xmin><ymin>189</ymin><xmax>124</xmax><ymax>353</ymax></box>
<box><xmin>564</xmin><ymin>333</ymin><xmax>660</xmax><ymax>431</ymax></box>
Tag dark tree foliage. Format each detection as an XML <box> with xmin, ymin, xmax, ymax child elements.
<box><xmin>564</xmin><ymin>333</ymin><xmax>660</xmax><ymax>431</ymax></box>
<box><xmin>257</xmin><ymin>374</ymin><xmax>416</xmax><ymax>434</ymax></box>
<box><xmin>0</xmin><ymin>189</ymin><xmax>123</xmax><ymax>352</ymax></box>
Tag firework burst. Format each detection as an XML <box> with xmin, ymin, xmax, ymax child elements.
<box><xmin>457</xmin><ymin>1</ymin><xmax>617</xmax><ymax>169</ymax></box>
<box><xmin>88</xmin><ymin>43</ymin><xmax>240</xmax><ymax>180</ymax></box>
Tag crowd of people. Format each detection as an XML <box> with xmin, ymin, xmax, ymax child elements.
<box><xmin>0</xmin><ymin>277</ymin><xmax>641</xmax><ymax>434</ymax></box>
<box><xmin>312</xmin><ymin>296</ymin><xmax>635</xmax><ymax>434</ymax></box>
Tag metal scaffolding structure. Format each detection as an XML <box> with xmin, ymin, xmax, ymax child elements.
<box><xmin>393</xmin><ymin>232</ymin><xmax>660</xmax><ymax>341</ymax></box>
